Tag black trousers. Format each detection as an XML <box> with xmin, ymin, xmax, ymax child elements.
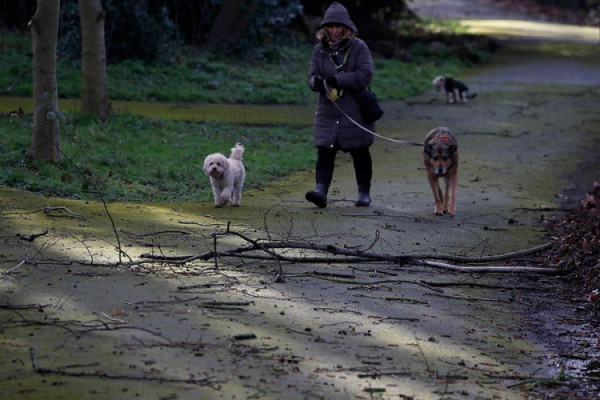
<box><xmin>315</xmin><ymin>145</ymin><xmax>372</xmax><ymax>189</ymax></box>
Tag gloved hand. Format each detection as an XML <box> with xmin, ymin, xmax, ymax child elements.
<box><xmin>313</xmin><ymin>77</ymin><xmax>325</xmax><ymax>93</ymax></box>
<box><xmin>325</xmin><ymin>76</ymin><xmax>338</xmax><ymax>89</ymax></box>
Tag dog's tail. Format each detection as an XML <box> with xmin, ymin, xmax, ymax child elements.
<box><xmin>468</xmin><ymin>93</ymin><xmax>477</xmax><ymax>99</ymax></box>
<box><xmin>230</xmin><ymin>143</ymin><xmax>244</xmax><ymax>161</ymax></box>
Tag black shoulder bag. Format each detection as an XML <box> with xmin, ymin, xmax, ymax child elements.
<box><xmin>354</xmin><ymin>88</ymin><xmax>384</xmax><ymax>123</ymax></box>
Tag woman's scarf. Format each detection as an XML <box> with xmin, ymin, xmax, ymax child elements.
<box><xmin>327</xmin><ymin>37</ymin><xmax>351</xmax><ymax>53</ymax></box>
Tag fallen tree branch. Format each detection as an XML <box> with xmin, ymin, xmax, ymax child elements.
<box><xmin>139</xmin><ymin>227</ymin><xmax>560</xmax><ymax>275</ymax></box>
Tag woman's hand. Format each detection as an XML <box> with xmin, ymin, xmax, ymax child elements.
<box><xmin>325</xmin><ymin>77</ymin><xmax>337</xmax><ymax>89</ymax></box>
<box><xmin>313</xmin><ymin>77</ymin><xmax>325</xmax><ymax>92</ymax></box>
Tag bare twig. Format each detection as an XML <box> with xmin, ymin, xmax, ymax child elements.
<box><xmin>120</xmin><ymin>229</ymin><xmax>191</xmax><ymax>237</ymax></box>
<box><xmin>418</xmin><ymin>260</ymin><xmax>561</xmax><ymax>274</ymax></box>
<box><xmin>17</xmin><ymin>229</ymin><xmax>49</xmax><ymax>242</ymax></box>
<box><xmin>44</xmin><ymin>206</ymin><xmax>86</xmax><ymax>220</ymax></box>
<box><xmin>263</xmin><ymin>208</ymin><xmax>285</xmax><ymax>281</ymax></box>
<box><xmin>507</xmin><ymin>364</ymin><xmax>567</xmax><ymax>389</ymax></box>
<box><xmin>1</xmin><ymin>69</ymin><xmax>27</xmax><ymax>93</ymax></box>
<box><xmin>310</xmin><ymin>270</ymin><xmax>357</xmax><ymax>279</ymax></box>
<box><xmin>413</xmin><ymin>242</ymin><xmax>553</xmax><ymax>264</ymax></box>
<box><xmin>199</xmin><ymin>301</ymin><xmax>253</xmax><ymax>311</ymax></box>
<box><xmin>306</xmin><ymin>274</ymin><xmax>444</xmax><ymax>292</ymax></box>
<box><xmin>3</xmin><ymin>258</ymin><xmax>29</xmax><ymax>276</ymax></box>
<box><xmin>420</xmin><ymin>281</ymin><xmax>536</xmax><ymax>290</ymax></box>
<box><xmin>29</xmin><ymin>347</ymin><xmax>219</xmax><ymax>387</ymax></box>
<box><xmin>213</xmin><ymin>227</ymin><xmax>219</xmax><ymax>269</ymax></box>
<box><xmin>425</xmin><ymin>292</ymin><xmax>509</xmax><ymax>302</ymax></box>
<box><xmin>51</xmin><ymin>141</ymin><xmax>128</xmax><ymax>264</ymax></box>
<box><xmin>0</xmin><ymin>303</ymin><xmax>48</xmax><ymax>312</ymax></box>
<box><xmin>358</xmin><ymin>371</ymin><xmax>411</xmax><ymax>379</ymax></box>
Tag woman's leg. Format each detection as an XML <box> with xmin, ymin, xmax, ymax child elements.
<box><xmin>315</xmin><ymin>146</ymin><xmax>337</xmax><ymax>186</ymax></box>
<box><xmin>350</xmin><ymin>146</ymin><xmax>372</xmax><ymax>206</ymax></box>
<box><xmin>306</xmin><ymin>146</ymin><xmax>337</xmax><ymax>207</ymax></box>
<box><xmin>350</xmin><ymin>146</ymin><xmax>372</xmax><ymax>188</ymax></box>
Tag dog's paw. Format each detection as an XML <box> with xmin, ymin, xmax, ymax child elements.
<box><xmin>217</xmin><ymin>194</ymin><xmax>231</xmax><ymax>206</ymax></box>
<box><xmin>215</xmin><ymin>199</ymin><xmax>228</xmax><ymax>207</ymax></box>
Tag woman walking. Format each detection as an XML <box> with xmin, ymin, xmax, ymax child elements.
<box><xmin>305</xmin><ymin>2</ymin><xmax>376</xmax><ymax>208</ymax></box>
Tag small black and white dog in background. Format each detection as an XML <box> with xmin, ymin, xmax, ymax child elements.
<box><xmin>432</xmin><ymin>76</ymin><xmax>477</xmax><ymax>104</ymax></box>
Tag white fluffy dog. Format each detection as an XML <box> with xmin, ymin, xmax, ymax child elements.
<box><xmin>203</xmin><ymin>143</ymin><xmax>245</xmax><ymax>207</ymax></box>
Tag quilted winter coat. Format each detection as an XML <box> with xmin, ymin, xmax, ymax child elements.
<box><xmin>308</xmin><ymin>18</ymin><xmax>375</xmax><ymax>151</ymax></box>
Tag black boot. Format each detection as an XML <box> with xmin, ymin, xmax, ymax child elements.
<box><xmin>355</xmin><ymin>185</ymin><xmax>371</xmax><ymax>207</ymax></box>
<box><xmin>305</xmin><ymin>183</ymin><xmax>328</xmax><ymax>208</ymax></box>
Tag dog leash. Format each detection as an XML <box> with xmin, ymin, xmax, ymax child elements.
<box><xmin>323</xmin><ymin>81</ymin><xmax>423</xmax><ymax>147</ymax></box>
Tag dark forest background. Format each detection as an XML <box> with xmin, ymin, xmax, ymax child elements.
<box><xmin>1</xmin><ymin>0</ymin><xmax>596</xmax><ymax>63</ymax></box>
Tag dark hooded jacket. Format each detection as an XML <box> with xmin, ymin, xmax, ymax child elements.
<box><xmin>308</xmin><ymin>2</ymin><xmax>375</xmax><ymax>151</ymax></box>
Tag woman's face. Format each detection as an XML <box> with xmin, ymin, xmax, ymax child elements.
<box><xmin>326</xmin><ymin>24</ymin><xmax>344</xmax><ymax>42</ymax></box>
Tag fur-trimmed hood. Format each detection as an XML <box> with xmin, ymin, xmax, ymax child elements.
<box><xmin>319</xmin><ymin>2</ymin><xmax>357</xmax><ymax>33</ymax></box>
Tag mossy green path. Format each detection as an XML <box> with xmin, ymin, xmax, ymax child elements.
<box><xmin>2</xmin><ymin>37</ymin><xmax>600</xmax><ymax>400</ymax></box>
<box><xmin>3</xmin><ymin>97</ymin><xmax>316</xmax><ymax>125</ymax></box>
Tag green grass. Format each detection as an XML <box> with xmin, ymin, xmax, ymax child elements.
<box><xmin>0</xmin><ymin>113</ymin><xmax>314</xmax><ymax>202</ymax></box>
<box><xmin>0</xmin><ymin>26</ymin><xmax>486</xmax><ymax>202</ymax></box>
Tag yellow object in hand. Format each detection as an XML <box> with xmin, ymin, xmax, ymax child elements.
<box><xmin>329</xmin><ymin>88</ymin><xmax>339</xmax><ymax>101</ymax></box>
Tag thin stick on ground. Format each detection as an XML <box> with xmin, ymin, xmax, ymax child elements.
<box><xmin>29</xmin><ymin>347</ymin><xmax>219</xmax><ymax>387</ymax></box>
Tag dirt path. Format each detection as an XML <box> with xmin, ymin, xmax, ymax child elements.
<box><xmin>2</xmin><ymin>7</ymin><xmax>600</xmax><ymax>400</ymax></box>
<box><xmin>408</xmin><ymin>0</ymin><xmax>537</xmax><ymax>20</ymax></box>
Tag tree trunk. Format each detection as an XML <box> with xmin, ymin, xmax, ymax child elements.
<box><xmin>28</xmin><ymin>0</ymin><xmax>62</xmax><ymax>162</ymax></box>
<box><xmin>205</xmin><ymin>0</ymin><xmax>261</xmax><ymax>48</ymax></box>
<box><xmin>79</xmin><ymin>0</ymin><xmax>111</xmax><ymax>120</ymax></box>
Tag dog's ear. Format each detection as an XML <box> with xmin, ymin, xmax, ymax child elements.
<box><xmin>448</xmin><ymin>144</ymin><xmax>457</xmax><ymax>155</ymax></box>
<box><xmin>424</xmin><ymin>144</ymin><xmax>433</xmax><ymax>157</ymax></box>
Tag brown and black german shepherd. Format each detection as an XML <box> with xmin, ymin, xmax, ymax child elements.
<box><xmin>423</xmin><ymin>127</ymin><xmax>458</xmax><ymax>216</ymax></box>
